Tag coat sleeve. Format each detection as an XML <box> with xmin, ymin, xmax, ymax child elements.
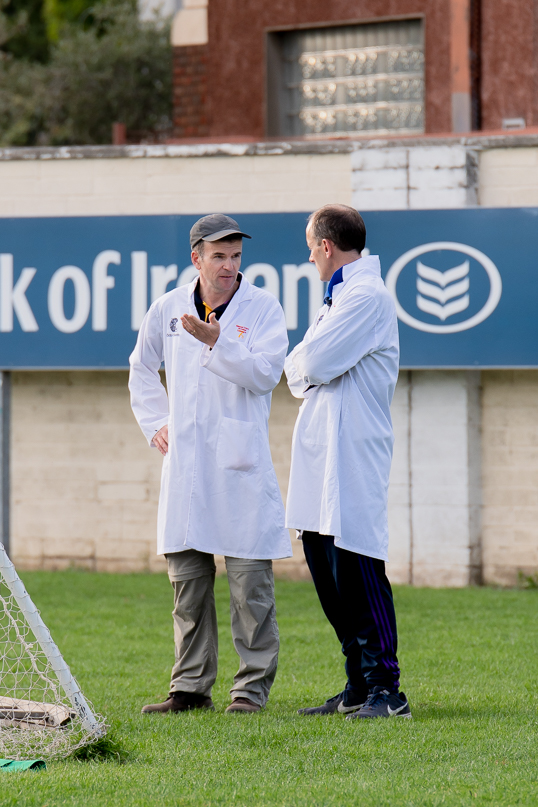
<box><xmin>128</xmin><ymin>303</ymin><xmax>169</xmax><ymax>445</ymax></box>
<box><xmin>284</xmin><ymin>316</ymin><xmax>320</xmax><ymax>399</ymax></box>
<box><xmin>284</xmin><ymin>352</ymin><xmax>306</xmax><ymax>399</ymax></box>
<box><xmin>200</xmin><ymin>300</ymin><xmax>288</xmax><ymax>396</ymax></box>
<box><xmin>290</xmin><ymin>289</ymin><xmax>379</xmax><ymax>386</ymax></box>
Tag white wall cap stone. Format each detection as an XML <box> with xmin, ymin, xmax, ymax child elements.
<box><xmin>171</xmin><ymin>5</ymin><xmax>208</xmax><ymax>46</ymax></box>
<box><xmin>2</xmin><ymin>133</ymin><xmax>538</xmax><ymax>162</ymax></box>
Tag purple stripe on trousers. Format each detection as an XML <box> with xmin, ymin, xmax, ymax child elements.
<box><xmin>357</xmin><ymin>556</ymin><xmax>388</xmax><ymax>649</ymax></box>
<box><xmin>358</xmin><ymin>555</ymin><xmax>400</xmax><ymax>678</ymax></box>
<box><xmin>362</xmin><ymin>556</ymin><xmax>399</xmax><ymax>672</ymax></box>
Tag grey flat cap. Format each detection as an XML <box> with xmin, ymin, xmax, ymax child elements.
<box><xmin>190</xmin><ymin>214</ymin><xmax>252</xmax><ymax>249</ymax></box>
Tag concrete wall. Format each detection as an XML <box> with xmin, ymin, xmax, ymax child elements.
<box><xmin>0</xmin><ymin>150</ymin><xmax>352</xmax><ymax>217</ymax></box>
<box><xmin>1</xmin><ymin>144</ymin><xmax>350</xmax><ymax>582</ymax></box>
<box><xmin>388</xmin><ymin>371</ymin><xmax>481</xmax><ymax>587</ymax></box>
<box><xmin>10</xmin><ymin>371</ymin><xmax>308</xmax><ymax>579</ymax></box>
<box><xmin>351</xmin><ymin>144</ymin><xmax>477</xmax><ymax>211</ymax></box>
<box><xmin>3</xmin><ymin>135</ymin><xmax>538</xmax><ymax>585</ymax></box>
<box><xmin>11</xmin><ymin>371</ymin><xmax>165</xmax><ymax>573</ymax></box>
<box><xmin>352</xmin><ymin>138</ymin><xmax>538</xmax><ymax>586</ymax></box>
<box><xmin>481</xmin><ymin>372</ymin><xmax>538</xmax><ymax>586</ymax></box>
<box><xmin>479</xmin><ymin>148</ymin><xmax>538</xmax><ymax>207</ymax></box>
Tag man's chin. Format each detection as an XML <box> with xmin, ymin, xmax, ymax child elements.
<box><xmin>313</xmin><ymin>264</ymin><xmax>329</xmax><ymax>282</ymax></box>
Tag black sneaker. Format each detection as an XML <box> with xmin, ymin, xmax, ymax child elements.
<box><xmin>346</xmin><ymin>686</ymin><xmax>411</xmax><ymax>720</ymax></box>
<box><xmin>298</xmin><ymin>686</ymin><xmax>366</xmax><ymax>716</ymax></box>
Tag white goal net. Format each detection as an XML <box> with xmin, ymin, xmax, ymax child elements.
<box><xmin>0</xmin><ymin>544</ymin><xmax>106</xmax><ymax>760</ymax></box>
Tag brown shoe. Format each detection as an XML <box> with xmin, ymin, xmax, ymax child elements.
<box><xmin>141</xmin><ymin>691</ymin><xmax>214</xmax><ymax>714</ymax></box>
<box><xmin>225</xmin><ymin>697</ymin><xmax>261</xmax><ymax>713</ymax></box>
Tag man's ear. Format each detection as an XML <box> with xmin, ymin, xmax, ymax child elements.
<box><xmin>191</xmin><ymin>250</ymin><xmax>201</xmax><ymax>270</ymax></box>
<box><xmin>322</xmin><ymin>239</ymin><xmax>333</xmax><ymax>258</ymax></box>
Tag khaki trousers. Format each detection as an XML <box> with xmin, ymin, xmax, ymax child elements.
<box><xmin>166</xmin><ymin>549</ymin><xmax>279</xmax><ymax>707</ymax></box>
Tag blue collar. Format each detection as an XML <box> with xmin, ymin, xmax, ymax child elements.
<box><xmin>324</xmin><ymin>266</ymin><xmax>344</xmax><ymax>307</ymax></box>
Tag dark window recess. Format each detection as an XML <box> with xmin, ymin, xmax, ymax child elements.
<box><xmin>267</xmin><ymin>19</ymin><xmax>424</xmax><ymax>138</ymax></box>
<box><xmin>470</xmin><ymin>0</ymin><xmax>482</xmax><ymax>131</ymax></box>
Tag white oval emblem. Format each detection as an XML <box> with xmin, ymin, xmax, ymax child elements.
<box><xmin>385</xmin><ymin>241</ymin><xmax>502</xmax><ymax>334</ymax></box>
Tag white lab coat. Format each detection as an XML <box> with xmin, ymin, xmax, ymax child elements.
<box><xmin>129</xmin><ymin>274</ymin><xmax>292</xmax><ymax>560</ymax></box>
<box><xmin>284</xmin><ymin>256</ymin><xmax>399</xmax><ymax>561</ymax></box>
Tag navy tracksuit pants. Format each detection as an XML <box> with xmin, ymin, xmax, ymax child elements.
<box><xmin>302</xmin><ymin>532</ymin><xmax>400</xmax><ymax>696</ymax></box>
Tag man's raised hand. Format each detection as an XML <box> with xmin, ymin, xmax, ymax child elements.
<box><xmin>181</xmin><ymin>312</ymin><xmax>220</xmax><ymax>348</ymax></box>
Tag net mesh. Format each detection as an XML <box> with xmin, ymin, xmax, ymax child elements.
<box><xmin>0</xmin><ymin>565</ymin><xmax>106</xmax><ymax>760</ymax></box>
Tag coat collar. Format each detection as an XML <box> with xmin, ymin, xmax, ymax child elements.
<box><xmin>187</xmin><ymin>272</ymin><xmax>253</xmax><ymax>322</ymax></box>
<box><xmin>331</xmin><ymin>256</ymin><xmax>381</xmax><ymax>304</ymax></box>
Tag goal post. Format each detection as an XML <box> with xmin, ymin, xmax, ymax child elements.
<box><xmin>0</xmin><ymin>543</ymin><xmax>106</xmax><ymax>759</ymax></box>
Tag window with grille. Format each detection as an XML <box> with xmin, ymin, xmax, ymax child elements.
<box><xmin>267</xmin><ymin>19</ymin><xmax>424</xmax><ymax>138</ymax></box>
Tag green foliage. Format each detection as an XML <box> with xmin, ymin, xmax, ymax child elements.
<box><xmin>0</xmin><ymin>0</ymin><xmax>49</xmax><ymax>63</ymax></box>
<box><xmin>0</xmin><ymin>0</ymin><xmax>172</xmax><ymax>146</ymax></box>
<box><xmin>0</xmin><ymin>571</ymin><xmax>537</xmax><ymax>806</ymax></box>
<box><xmin>517</xmin><ymin>570</ymin><xmax>538</xmax><ymax>589</ymax></box>
<box><xmin>43</xmin><ymin>0</ymin><xmax>101</xmax><ymax>43</ymax></box>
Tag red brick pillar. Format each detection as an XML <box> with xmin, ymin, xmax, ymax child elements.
<box><xmin>172</xmin><ymin>44</ymin><xmax>209</xmax><ymax>139</ymax></box>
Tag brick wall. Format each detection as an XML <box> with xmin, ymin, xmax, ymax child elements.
<box><xmin>172</xmin><ymin>45</ymin><xmax>209</xmax><ymax>139</ymax></box>
<box><xmin>170</xmin><ymin>0</ymin><xmax>537</xmax><ymax>139</ymax></box>
<box><xmin>203</xmin><ymin>0</ymin><xmax>451</xmax><ymax>139</ymax></box>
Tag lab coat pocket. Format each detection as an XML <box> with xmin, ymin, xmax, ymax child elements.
<box><xmin>217</xmin><ymin>417</ymin><xmax>259</xmax><ymax>472</ymax></box>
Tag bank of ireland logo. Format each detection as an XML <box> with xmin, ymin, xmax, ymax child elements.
<box><xmin>385</xmin><ymin>242</ymin><xmax>502</xmax><ymax>334</ymax></box>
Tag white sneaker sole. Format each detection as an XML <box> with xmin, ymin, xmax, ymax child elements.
<box><xmin>337</xmin><ymin>702</ymin><xmax>365</xmax><ymax>714</ymax></box>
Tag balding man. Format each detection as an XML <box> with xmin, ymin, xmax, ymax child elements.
<box><xmin>285</xmin><ymin>204</ymin><xmax>411</xmax><ymax>720</ymax></box>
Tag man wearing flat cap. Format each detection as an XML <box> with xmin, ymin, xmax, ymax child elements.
<box><xmin>129</xmin><ymin>214</ymin><xmax>291</xmax><ymax>714</ymax></box>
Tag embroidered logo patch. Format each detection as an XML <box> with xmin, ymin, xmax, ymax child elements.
<box><xmin>236</xmin><ymin>325</ymin><xmax>249</xmax><ymax>339</ymax></box>
<box><xmin>169</xmin><ymin>318</ymin><xmax>178</xmax><ymax>332</ymax></box>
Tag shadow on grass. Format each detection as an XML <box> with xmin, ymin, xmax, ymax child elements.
<box><xmin>72</xmin><ymin>734</ymin><xmax>129</xmax><ymax>764</ymax></box>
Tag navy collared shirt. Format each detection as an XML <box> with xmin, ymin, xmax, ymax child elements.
<box><xmin>194</xmin><ymin>275</ymin><xmax>242</xmax><ymax>322</ymax></box>
<box><xmin>324</xmin><ymin>266</ymin><xmax>344</xmax><ymax>307</ymax></box>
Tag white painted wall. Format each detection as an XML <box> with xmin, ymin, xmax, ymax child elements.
<box><xmin>351</xmin><ymin>144</ymin><xmax>476</xmax><ymax>211</ymax></box>
<box><xmin>479</xmin><ymin>148</ymin><xmax>538</xmax><ymax>207</ymax></box>
<box><xmin>2</xmin><ymin>138</ymin><xmax>538</xmax><ymax>584</ymax></box>
<box><xmin>0</xmin><ymin>152</ymin><xmax>352</xmax><ymax>217</ymax></box>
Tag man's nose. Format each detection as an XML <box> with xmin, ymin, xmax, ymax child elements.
<box><xmin>309</xmin><ymin>254</ymin><xmax>315</xmax><ymax>263</ymax></box>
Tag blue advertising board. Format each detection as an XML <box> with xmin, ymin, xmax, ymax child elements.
<box><xmin>0</xmin><ymin>208</ymin><xmax>537</xmax><ymax>369</ymax></box>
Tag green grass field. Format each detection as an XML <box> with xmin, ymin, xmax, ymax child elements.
<box><xmin>1</xmin><ymin>571</ymin><xmax>537</xmax><ymax>806</ymax></box>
